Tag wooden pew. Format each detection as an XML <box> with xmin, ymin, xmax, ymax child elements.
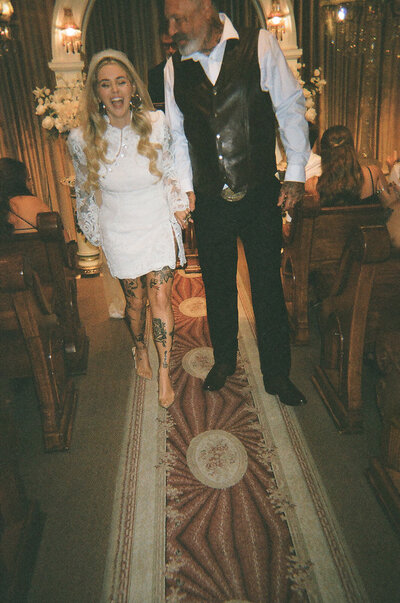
<box><xmin>0</xmin><ymin>251</ymin><xmax>78</xmax><ymax>452</ymax></box>
<box><xmin>367</xmin><ymin>330</ymin><xmax>400</xmax><ymax>534</ymax></box>
<box><xmin>312</xmin><ymin>225</ymin><xmax>400</xmax><ymax>433</ymax></box>
<box><xmin>281</xmin><ymin>194</ymin><xmax>384</xmax><ymax>344</ymax></box>
<box><xmin>0</xmin><ymin>212</ymin><xmax>89</xmax><ymax>375</ymax></box>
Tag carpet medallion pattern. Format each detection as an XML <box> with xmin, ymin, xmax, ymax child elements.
<box><xmin>186</xmin><ymin>429</ymin><xmax>249</xmax><ymax>489</ymax></box>
<box><xmin>181</xmin><ymin>347</ymin><xmax>215</xmax><ymax>379</ymax></box>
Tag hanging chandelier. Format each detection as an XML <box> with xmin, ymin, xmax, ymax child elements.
<box><xmin>0</xmin><ymin>0</ymin><xmax>14</xmax><ymax>52</ymax></box>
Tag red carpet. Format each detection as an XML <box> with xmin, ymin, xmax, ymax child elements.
<box><xmin>166</xmin><ymin>272</ymin><xmax>307</xmax><ymax>602</ymax></box>
<box><xmin>102</xmin><ymin>269</ymin><xmax>366</xmax><ymax>603</ymax></box>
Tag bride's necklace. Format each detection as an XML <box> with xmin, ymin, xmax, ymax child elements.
<box><xmin>106</xmin><ymin>128</ymin><xmax>125</xmax><ymax>166</ymax></box>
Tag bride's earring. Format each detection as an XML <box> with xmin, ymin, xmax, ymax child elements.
<box><xmin>98</xmin><ymin>101</ymin><xmax>106</xmax><ymax>114</ymax></box>
<box><xmin>130</xmin><ymin>93</ymin><xmax>142</xmax><ymax>111</ymax></box>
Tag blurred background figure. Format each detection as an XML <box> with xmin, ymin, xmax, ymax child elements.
<box><xmin>0</xmin><ymin>157</ymin><xmax>50</xmax><ymax>239</ymax></box>
<box><xmin>147</xmin><ymin>22</ymin><xmax>177</xmax><ymax>109</ymax></box>
<box><xmin>387</xmin><ymin>150</ymin><xmax>400</xmax><ymax>194</ymax></box>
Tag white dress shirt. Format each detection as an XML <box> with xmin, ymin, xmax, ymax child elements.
<box><xmin>388</xmin><ymin>162</ymin><xmax>400</xmax><ymax>189</ymax></box>
<box><xmin>305</xmin><ymin>151</ymin><xmax>322</xmax><ymax>180</ymax></box>
<box><xmin>165</xmin><ymin>13</ymin><xmax>310</xmax><ymax>193</ymax></box>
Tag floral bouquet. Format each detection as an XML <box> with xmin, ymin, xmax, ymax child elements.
<box><xmin>295</xmin><ymin>65</ymin><xmax>326</xmax><ymax>124</ymax></box>
<box><xmin>33</xmin><ymin>79</ymin><xmax>83</xmax><ymax>135</ymax></box>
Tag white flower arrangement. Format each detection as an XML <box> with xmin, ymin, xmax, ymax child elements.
<box><xmin>33</xmin><ymin>79</ymin><xmax>83</xmax><ymax>135</ymax></box>
<box><xmin>295</xmin><ymin>66</ymin><xmax>326</xmax><ymax>123</ymax></box>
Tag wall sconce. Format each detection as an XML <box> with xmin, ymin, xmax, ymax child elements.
<box><xmin>0</xmin><ymin>1</ymin><xmax>14</xmax><ymax>46</ymax></box>
<box><xmin>267</xmin><ymin>2</ymin><xmax>289</xmax><ymax>41</ymax></box>
<box><xmin>60</xmin><ymin>8</ymin><xmax>81</xmax><ymax>54</ymax></box>
<box><xmin>337</xmin><ymin>6</ymin><xmax>348</xmax><ymax>22</ymax></box>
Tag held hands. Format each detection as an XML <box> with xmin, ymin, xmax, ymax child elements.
<box><xmin>278</xmin><ymin>181</ymin><xmax>305</xmax><ymax>211</ymax></box>
<box><xmin>174</xmin><ymin>191</ymin><xmax>196</xmax><ymax>230</ymax></box>
<box><xmin>187</xmin><ymin>191</ymin><xmax>196</xmax><ymax>212</ymax></box>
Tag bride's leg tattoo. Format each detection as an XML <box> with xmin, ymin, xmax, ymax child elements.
<box><xmin>121</xmin><ymin>276</ymin><xmax>152</xmax><ymax>379</ymax></box>
<box><xmin>121</xmin><ymin>276</ymin><xmax>147</xmax><ymax>346</ymax></box>
<box><xmin>149</xmin><ymin>266</ymin><xmax>174</xmax><ymax>290</ymax></box>
<box><xmin>147</xmin><ymin>267</ymin><xmax>175</xmax><ymax>406</ymax></box>
<box><xmin>152</xmin><ymin>319</ymin><xmax>175</xmax><ymax>368</ymax></box>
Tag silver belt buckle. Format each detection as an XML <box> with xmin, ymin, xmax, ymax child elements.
<box><xmin>220</xmin><ymin>186</ymin><xmax>247</xmax><ymax>202</ymax></box>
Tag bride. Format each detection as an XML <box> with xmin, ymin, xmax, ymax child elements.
<box><xmin>67</xmin><ymin>49</ymin><xmax>193</xmax><ymax>408</ymax></box>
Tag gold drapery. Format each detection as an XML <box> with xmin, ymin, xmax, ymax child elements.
<box><xmin>85</xmin><ymin>0</ymin><xmax>164</xmax><ymax>78</ymax></box>
<box><xmin>0</xmin><ymin>0</ymin><xmax>76</xmax><ymax>238</ymax></box>
<box><xmin>85</xmin><ymin>0</ymin><xmax>259</xmax><ymax>79</ymax></box>
<box><xmin>319</xmin><ymin>0</ymin><xmax>400</xmax><ymax>165</ymax></box>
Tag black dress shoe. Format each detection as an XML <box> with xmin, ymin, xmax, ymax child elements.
<box><xmin>203</xmin><ymin>363</ymin><xmax>236</xmax><ymax>391</ymax></box>
<box><xmin>263</xmin><ymin>375</ymin><xmax>307</xmax><ymax>407</ymax></box>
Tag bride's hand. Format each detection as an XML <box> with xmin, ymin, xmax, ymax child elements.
<box><xmin>187</xmin><ymin>191</ymin><xmax>196</xmax><ymax>212</ymax></box>
<box><xmin>175</xmin><ymin>209</ymin><xmax>193</xmax><ymax>229</ymax></box>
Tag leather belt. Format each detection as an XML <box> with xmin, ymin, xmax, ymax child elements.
<box><xmin>220</xmin><ymin>186</ymin><xmax>247</xmax><ymax>202</ymax></box>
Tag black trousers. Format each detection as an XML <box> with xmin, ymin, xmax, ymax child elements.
<box><xmin>193</xmin><ymin>180</ymin><xmax>291</xmax><ymax>379</ymax></box>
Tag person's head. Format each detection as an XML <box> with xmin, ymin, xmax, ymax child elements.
<box><xmin>165</xmin><ymin>0</ymin><xmax>220</xmax><ymax>57</ymax></box>
<box><xmin>320</xmin><ymin>125</ymin><xmax>355</xmax><ymax>155</ymax></box>
<box><xmin>84</xmin><ymin>49</ymin><xmax>153</xmax><ymax>128</ymax></box>
<box><xmin>317</xmin><ymin>125</ymin><xmax>363</xmax><ymax>204</ymax></box>
<box><xmin>161</xmin><ymin>33</ymin><xmax>177</xmax><ymax>59</ymax></box>
<box><xmin>0</xmin><ymin>157</ymin><xmax>32</xmax><ymax>200</ymax></box>
<box><xmin>159</xmin><ymin>20</ymin><xmax>177</xmax><ymax>59</ymax></box>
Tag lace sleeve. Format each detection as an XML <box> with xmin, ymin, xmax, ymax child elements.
<box><xmin>67</xmin><ymin>131</ymin><xmax>101</xmax><ymax>247</ymax></box>
<box><xmin>161</xmin><ymin>121</ymin><xmax>189</xmax><ymax>216</ymax></box>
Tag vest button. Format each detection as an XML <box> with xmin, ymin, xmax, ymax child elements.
<box><xmin>214</xmin><ymin>112</ymin><xmax>218</xmax><ymax>118</ymax></box>
<box><xmin>213</xmin><ymin>88</ymin><xmax>217</xmax><ymax>95</ymax></box>
<box><xmin>218</xmin><ymin>155</ymin><xmax>223</xmax><ymax>161</ymax></box>
<box><xmin>216</xmin><ymin>133</ymin><xmax>221</xmax><ymax>140</ymax></box>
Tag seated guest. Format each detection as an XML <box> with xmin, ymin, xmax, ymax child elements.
<box><xmin>387</xmin><ymin>151</ymin><xmax>400</xmax><ymax>194</ymax></box>
<box><xmin>305</xmin><ymin>122</ymin><xmax>321</xmax><ymax>181</ymax></box>
<box><xmin>305</xmin><ymin>126</ymin><xmax>400</xmax><ymax>248</ymax></box>
<box><xmin>147</xmin><ymin>23</ymin><xmax>177</xmax><ymax>108</ymax></box>
<box><xmin>0</xmin><ymin>157</ymin><xmax>50</xmax><ymax>238</ymax></box>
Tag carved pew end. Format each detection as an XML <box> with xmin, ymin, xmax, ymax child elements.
<box><xmin>281</xmin><ymin>194</ymin><xmax>385</xmax><ymax>345</ymax></box>
<box><xmin>313</xmin><ymin>225</ymin><xmax>398</xmax><ymax>433</ymax></box>
<box><xmin>0</xmin><ymin>252</ymin><xmax>78</xmax><ymax>452</ymax></box>
<box><xmin>367</xmin><ymin>456</ymin><xmax>400</xmax><ymax>535</ymax></box>
<box><xmin>367</xmin><ymin>331</ymin><xmax>400</xmax><ymax>534</ymax></box>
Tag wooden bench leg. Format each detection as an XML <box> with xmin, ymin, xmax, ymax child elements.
<box><xmin>14</xmin><ymin>292</ymin><xmax>78</xmax><ymax>452</ymax></box>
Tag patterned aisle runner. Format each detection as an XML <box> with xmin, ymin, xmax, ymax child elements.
<box><xmin>102</xmin><ymin>270</ymin><xmax>367</xmax><ymax>603</ymax></box>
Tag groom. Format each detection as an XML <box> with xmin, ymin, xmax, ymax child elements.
<box><xmin>164</xmin><ymin>0</ymin><xmax>309</xmax><ymax>406</ymax></box>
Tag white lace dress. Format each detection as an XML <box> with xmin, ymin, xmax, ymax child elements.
<box><xmin>67</xmin><ymin>110</ymin><xmax>187</xmax><ymax>279</ymax></box>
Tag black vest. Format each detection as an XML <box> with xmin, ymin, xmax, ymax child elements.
<box><xmin>173</xmin><ymin>29</ymin><xmax>277</xmax><ymax>197</ymax></box>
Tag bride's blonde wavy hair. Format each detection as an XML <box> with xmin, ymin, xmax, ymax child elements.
<box><xmin>79</xmin><ymin>49</ymin><xmax>161</xmax><ymax>192</ymax></box>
